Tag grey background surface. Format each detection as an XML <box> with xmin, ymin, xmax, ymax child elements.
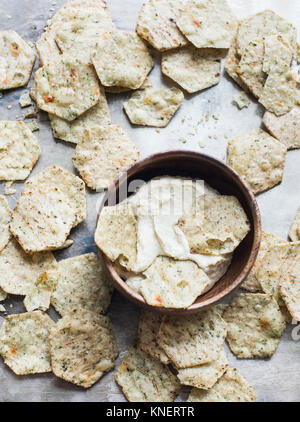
<box><xmin>0</xmin><ymin>0</ymin><xmax>299</xmax><ymax>402</ymax></box>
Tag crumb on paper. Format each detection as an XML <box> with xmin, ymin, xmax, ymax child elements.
<box><xmin>7</xmin><ymin>105</ymin><xmax>12</xmax><ymax>110</ymax></box>
<box><xmin>24</xmin><ymin>106</ymin><xmax>38</xmax><ymax>119</ymax></box>
<box><xmin>198</xmin><ymin>140</ymin><xmax>206</xmax><ymax>148</ymax></box>
<box><xmin>212</xmin><ymin>113</ymin><xmax>219</xmax><ymax>120</ymax></box>
<box><xmin>155</xmin><ymin>129</ymin><xmax>161</xmax><ymax>133</ymax></box>
<box><xmin>4</xmin><ymin>181</ymin><xmax>16</xmax><ymax>195</ymax></box>
<box><xmin>179</xmin><ymin>137</ymin><xmax>187</xmax><ymax>144</ymax></box>
<box><xmin>19</xmin><ymin>92</ymin><xmax>32</xmax><ymax>108</ymax></box>
<box><xmin>0</xmin><ymin>305</ymin><xmax>6</xmax><ymax>312</ymax></box>
<box><xmin>27</xmin><ymin>121</ymin><xmax>39</xmax><ymax>132</ymax></box>
<box><xmin>232</xmin><ymin>91</ymin><xmax>250</xmax><ymax>109</ymax></box>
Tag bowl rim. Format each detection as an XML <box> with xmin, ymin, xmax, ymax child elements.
<box><xmin>97</xmin><ymin>150</ymin><xmax>262</xmax><ymax>315</ymax></box>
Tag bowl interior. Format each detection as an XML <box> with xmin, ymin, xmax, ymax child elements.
<box><xmin>101</xmin><ymin>151</ymin><xmax>261</xmax><ymax>314</ymax></box>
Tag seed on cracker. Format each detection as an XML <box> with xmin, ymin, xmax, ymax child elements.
<box><xmin>157</xmin><ymin>309</ymin><xmax>227</xmax><ymax>368</ymax></box>
<box><xmin>49</xmin><ymin>307</ymin><xmax>118</xmax><ymax>388</ymax></box>
<box><xmin>162</xmin><ymin>46</ymin><xmax>222</xmax><ymax>93</ymax></box>
<box><xmin>0</xmin><ymin>121</ymin><xmax>40</xmax><ymax>181</ymax></box>
<box><xmin>263</xmin><ymin>108</ymin><xmax>300</xmax><ymax>150</ymax></box>
<box><xmin>0</xmin><ymin>311</ymin><xmax>54</xmax><ymax>375</ymax></box>
<box><xmin>223</xmin><ymin>293</ymin><xmax>286</xmax><ymax>358</ymax></box>
<box><xmin>72</xmin><ymin>124</ymin><xmax>139</xmax><ymax>190</ymax></box>
<box><xmin>0</xmin><ymin>30</ymin><xmax>35</xmax><ymax>90</ymax></box>
<box><xmin>92</xmin><ymin>30</ymin><xmax>153</xmax><ymax>90</ymax></box>
<box><xmin>115</xmin><ymin>346</ymin><xmax>180</xmax><ymax>402</ymax></box>
<box><xmin>124</xmin><ymin>86</ymin><xmax>184</xmax><ymax>127</ymax></box>
<box><xmin>177</xmin><ymin>0</ymin><xmax>237</xmax><ymax>49</ymax></box>
<box><xmin>227</xmin><ymin>128</ymin><xmax>287</xmax><ymax>195</ymax></box>
<box><xmin>187</xmin><ymin>367</ymin><xmax>256</xmax><ymax>402</ymax></box>
<box><xmin>136</xmin><ymin>0</ymin><xmax>188</xmax><ymax>51</ymax></box>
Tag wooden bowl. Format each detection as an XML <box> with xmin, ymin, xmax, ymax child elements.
<box><xmin>97</xmin><ymin>150</ymin><xmax>261</xmax><ymax>315</ymax></box>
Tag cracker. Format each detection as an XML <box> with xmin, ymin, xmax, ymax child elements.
<box><xmin>123</xmin><ymin>86</ymin><xmax>184</xmax><ymax>127</ymax></box>
<box><xmin>259</xmin><ymin>68</ymin><xmax>297</xmax><ymax>116</ymax></box>
<box><xmin>0</xmin><ymin>311</ymin><xmax>54</xmax><ymax>375</ymax></box>
<box><xmin>95</xmin><ymin>202</ymin><xmax>137</xmax><ymax>271</ymax></box>
<box><xmin>35</xmin><ymin>26</ymin><xmax>61</xmax><ymax>67</ymax></box>
<box><xmin>0</xmin><ymin>30</ymin><xmax>35</xmax><ymax>90</ymax></box>
<box><xmin>279</xmin><ymin>257</ymin><xmax>300</xmax><ymax>321</ymax></box>
<box><xmin>258</xmin><ymin>242</ymin><xmax>300</xmax><ymax>303</ymax></box>
<box><xmin>10</xmin><ymin>187</ymin><xmax>76</xmax><ymax>253</ymax></box>
<box><xmin>49</xmin><ymin>85</ymin><xmax>111</xmax><ymax>144</ymax></box>
<box><xmin>188</xmin><ymin>368</ymin><xmax>256</xmax><ymax>402</ymax></box>
<box><xmin>0</xmin><ymin>121</ymin><xmax>40</xmax><ymax>181</ymax></box>
<box><xmin>232</xmin><ymin>91</ymin><xmax>250</xmax><ymax>109</ymax></box>
<box><xmin>0</xmin><ymin>288</ymin><xmax>7</xmax><ymax>302</ymax></box>
<box><xmin>0</xmin><ymin>239</ymin><xmax>56</xmax><ymax>295</ymax></box>
<box><xmin>178</xmin><ymin>194</ymin><xmax>250</xmax><ymax>255</ymax></box>
<box><xmin>289</xmin><ymin>207</ymin><xmax>300</xmax><ymax>242</ymax></box>
<box><xmin>0</xmin><ymin>195</ymin><xmax>11</xmax><ymax>252</ymax></box>
<box><xmin>236</xmin><ymin>39</ymin><xmax>266</xmax><ymax>99</ymax></box>
<box><xmin>177</xmin><ymin>347</ymin><xmax>229</xmax><ymax>390</ymax></box>
<box><xmin>19</xmin><ymin>92</ymin><xmax>32</xmax><ymax>108</ymax></box>
<box><xmin>51</xmin><ymin>253</ymin><xmax>113</xmax><ymax>317</ymax></box>
<box><xmin>161</xmin><ymin>46</ymin><xmax>222</xmax><ymax>93</ymax></box>
<box><xmin>141</xmin><ymin>256</ymin><xmax>212</xmax><ymax>308</ymax></box>
<box><xmin>224</xmin><ymin>37</ymin><xmax>249</xmax><ymax>91</ymax></box>
<box><xmin>236</xmin><ymin>10</ymin><xmax>297</xmax><ymax>57</ymax></box>
<box><xmin>263</xmin><ymin>108</ymin><xmax>300</xmax><ymax>150</ymax></box>
<box><xmin>24</xmin><ymin>165</ymin><xmax>86</xmax><ymax>226</ymax></box>
<box><xmin>157</xmin><ymin>310</ymin><xmax>227</xmax><ymax>368</ymax></box>
<box><xmin>241</xmin><ymin>231</ymin><xmax>286</xmax><ymax>292</ymax></box>
<box><xmin>91</xmin><ymin>30</ymin><xmax>153</xmax><ymax>90</ymax></box>
<box><xmin>223</xmin><ymin>293</ymin><xmax>286</xmax><ymax>358</ymax></box>
<box><xmin>177</xmin><ymin>0</ymin><xmax>237</xmax><ymax>49</ymax></box>
<box><xmin>72</xmin><ymin>124</ymin><xmax>139</xmax><ymax>190</ymax></box>
<box><xmin>136</xmin><ymin>0</ymin><xmax>188</xmax><ymax>51</ymax></box>
<box><xmin>227</xmin><ymin>128</ymin><xmax>287</xmax><ymax>195</ymax></box>
<box><xmin>24</xmin><ymin>272</ymin><xmax>56</xmax><ymax>312</ymax></box>
<box><xmin>50</xmin><ymin>307</ymin><xmax>118</xmax><ymax>388</ymax></box>
<box><xmin>114</xmin><ymin>346</ymin><xmax>180</xmax><ymax>402</ymax></box>
<box><xmin>34</xmin><ymin>54</ymin><xmax>100</xmax><ymax>121</ymax></box>
<box><xmin>137</xmin><ymin>310</ymin><xmax>170</xmax><ymax>364</ymax></box>
<box><xmin>263</xmin><ymin>34</ymin><xmax>293</xmax><ymax>74</ymax></box>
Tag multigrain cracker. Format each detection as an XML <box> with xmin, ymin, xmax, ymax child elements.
<box><xmin>227</xmin><ymin>128</ymin><xmax>287</xmax><ymax>195</ymax></box>
<box><xmin>223</xmin><ymin>293</ymin><xmax>286</xmax><ymax>358</ymax></box>
<box><xmin>35</xmin><ymin>27</ymin><xmax>61</xmax><ymax>67</ymax></box>
<box><xmin>50</xmin><ymin>308</ymin><xmax>118</xmax><ymax>388</ymax></box>
<box><xmin>157</xmin><ymin>310</ymin><xmax>227</xmax><ymax>368</ymax></box>
<box><xmin>51</xmin><ymin>253</ymin><xmax>113</xmax><ymax>317</ymax></box>
<box><xmin>289</xmin><ymin>207</ymin><xmax>300</xmax><ymax>241</ymax></box>
<box><xmin>137</xmin><ymin>311</ymin><xmax>170</xmax><ymax>364</ymax></box>
<box><xmin>0</xmin><ymin>30</ymin><xmax>35</xmax><ymax>90</ymax></box>
<box><xmin>95</xmin><ymin>203</ymin><xmax>137</xmax><ymax>271</ymax></box>
<box><xmin>0</xmin><ymin>195</ymin><xmax>11</xmax><ymax>252</ymax></box>
<box><xmin>34</xmin><ymin>55</ymin><xmax>100</xmax><ymax>121</ymax></box>
<box><xmin>161</xmin><ymin>46</ymin><xmax>222</xmax><ymax>93</ymax></box>
<box><xmin>136</xmin><ymin>0</ymin><xmax>188</xmax><ymax>51</ymax></box>
<box><xmin>259</xmin><ymin>68</ymin><xmax>297</xmax><ymax>116</ymax></box>
<box><xmin>188</xmin><ymin>368</ymin><xmax>256</xmax><ymax>402</ymax></box>
<box><xmin>177</xmin><ymin>347</ymin><xmax>229</xmax><ymax>390</ymax></box>
<box><xmin>258</xmin><ymin>242</ymin><xmax>300</xmax><ymax>303</ymax></box>
<box><xmin>0</xmin><ymin>121</ymin><xmax>40</xmax><ymax>181</ymax></box>
<box><xmin>241</xmin><ymin>231</ymin><xmax>286</xmax><ymax>292</ymax></box>
<box><xmin>24</xmin><ymin>165</ymin><xmax>86</xmax><ymax>226</ymax></box>
<box><xmin>263</xmin><ymin>34</ymin><xmax>293</xmax><ymax>74</ymax></box>
<box><xmin>224</xmin><ymin>37</ymin><xmax>249</xmax><ymax>91</ymax></box>
<box><xmin>10</xmin><ymin>187</ymin><xmax>76</xmax><ymax>253</ymax></box>
<box><xmin>279</xmin><ymin>257</ymin><xmax>300</xmax><ymax>321</ymax></box>
<box><xmin>123</xmin><ymin>86</ymin><xmax>184</xmax><ymax>127</ymax></box>
<box><xmin>0</xmin><ymin>311</ymin><xmax>54</xmax><ymax>375</ymax></box>
<box><xmin>115</xmin><ymin>346</ymin><xmax>180</xmax><ymax>402</ymax></box>
<box><xmin>177</xmin><ymin>0</ymin><xmax>237</xmax><ymax>49</ymax></box>
<box><xmin>72</xmin><ymin>124</ymin><xmax>139</xmax><ymax>190</ymax></box>
<box><xmin>92</xmin><ymin>30</ymin><xmax>153</xmax><ymax>90</ymax></box>
<box><xmin>49</xmin><ymin>86</ymin><xmax>111</xmax><ymax>144</ymax></box>
<box><xmin>236</xmin><ymin>39</ymin><xmax>266</xmax><ymax>99</ymax></box>
<box><xmin>236</xmin><ymin>10</ymin><xmax>297</xmax><ymax>57</ymax></box>
<box><xmin>141</xmin><ymin>256</ymin><xmax>211</xmax><ymax>308</ymax></box>
<box><xmin>24</xmin><ymin>272</ymin><xmax>56</xmax><ymax>312</ymax></box>
<box><xmin>0</xmin><ymin>239</ymin><xmax>56</xmax><ymax>295</ymax></box>
<box><xmin>178</xmin><ymin>194</ymin><xmax>250</xmax><ymax>255</ymax></box>
<box><xmin>263</xmin><ymin>108</ymin><xmax>300</xmax><ymax>150</ymax></box>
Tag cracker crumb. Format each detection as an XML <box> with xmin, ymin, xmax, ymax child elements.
<box><xmin>232</xmin><ymin>91</ymin><xmax>250</xmax><ymax>109</ymax></box>
<box><xmin>0</xmin><ymin>305</ymin><xmax>6</xmax><ymax>312</ymax></box>
<box><xmin>4</xmin><ymin>181</ymin><xmax>16</xmax><ymax>195</ymax></box>
<box><xmin>24</xmin><ymin>106</ymin><xmax>38</xmax><ymax>119</ymax></box>
<box><xmin>27</xmin><ymin>121</ymin><xmax>39</xmax><ymax>132</ymax></box>
<box><xmin>179</xmin><ymin>137</ymin><xmax>187</xmax><ymax>144</ymax></box>
<box><xmin>198</xmin><ymin>140</ymin><xmax>206</xmax><ymax>148</ymax></box>
<box><xmin>19</xmin><ymin>92</ymin><xmax>32</xmax><ymax>108</ymax></box>
<box><xmin>7</xmin><ymin>105</ymin><xmax>12</xmax><ymax>110</ymax></box>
